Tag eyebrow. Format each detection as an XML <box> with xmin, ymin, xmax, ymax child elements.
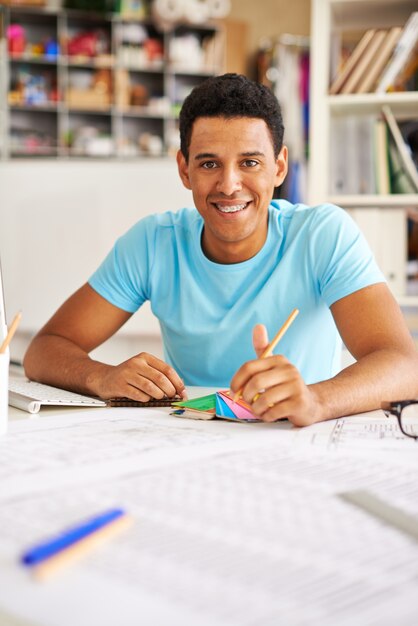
<box><xmin>194</xmin><ymin>151</ymin><xmax>266</xmax><ymax>160</ymax></box>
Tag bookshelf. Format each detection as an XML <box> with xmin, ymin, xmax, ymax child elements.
<box><xmin>309</xmin><ymin>0</ymin><xmax>418</xmax><ymax>300</ymax></box>
<box><xmin>0</xmin><ymin>5</ymin><xmax>224</xmax><ymax>159</ymax></box>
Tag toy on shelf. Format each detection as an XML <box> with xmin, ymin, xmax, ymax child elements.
<box><xmin>66</xmin><ymin>29</ymin><xmax>110</xmax><ymax>58</ymax></box>
<box><xmin>67</xmin><ymin>68</ymin><xmax>112</xmax><ymax>108</ymax></box>
<box><xmin>8</xmin><ymin>66</ymin><xmax>59</xmax><ymax>106</ymax></box>
<box><xmin>7</xmin><ymin>24</ymin><xmax>26</xmax><ymax>55</ymax></box>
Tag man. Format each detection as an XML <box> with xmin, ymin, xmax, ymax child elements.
<box><xmin>24</xmin><ymin>74</ymin><xmax>418</xmax><ymax>426</ymax></box>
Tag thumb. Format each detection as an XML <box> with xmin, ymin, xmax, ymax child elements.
<box><xmin>253</xmin><ymin>324</ymin><xmax>269</xmax><ymax>358</ymax></box>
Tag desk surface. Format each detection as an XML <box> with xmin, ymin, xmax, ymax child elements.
<box><xmin>1</xmin><ymin>395</ymin><xmax>418</xmax><ymax>626</ymax></box>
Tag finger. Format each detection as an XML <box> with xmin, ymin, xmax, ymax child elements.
<box><xmin>236</xmin><ymin>357</ymin><xmax>294</xmax><ymax>405</ymax></box>
<box><xmin>251</xmin><ymin>383</ymin><xmax>314</xmax><ymax>426</ymax></box>
<box><xmin>258</xmin><ymin>398</ymin><xmax>314</xmax><ymax>426</ymax></box>
<box><xmin>244</xmin><ymin>367</ymin><xmax>293</xmax><ymax>405</ymax></box>
<box><xmin>125</xmin><ymin>370</ymin><xmax>170</xmax><ymax>400</ymax></box>
<box><xmin>251</xmin><ymin>382</ymin><xmax>297</xmax><ymax>416</ymax></box>
<box><xmin>257</xmin><ymin>398</ymin><xmax>296</xmax><ymax>423</ymax></box>
<box><xmin>138</xmin><ymin>353</ymin><xmax>186</xmax><ymax>397</ymax></box>
<box><xmin>99</xmin><ymin>382</ymin><xmax>153</xmax><ymax>402</ymax></box>
<box><xmin>127</xmin><ymin>364</ymin><xmax>181</xmax><ymax>399</ymax></box>
<box><xmin>124</xmin><ymin>353</ymin><xmax>184</xmax><ymax>398</ymax></box>
<box><xmin>125</xmin><ymin>384</ymin><xmax>153</xmax><ymax>402</ymax></box>
<box><xmin>230</xmin><ymin>354</ymin><xmax>287</xmax><ymax>396</ymax></box>
<box><xmin>253</xmin><ymin>324</ymin><xmax>269</xmax><ymax>359</ymax></box>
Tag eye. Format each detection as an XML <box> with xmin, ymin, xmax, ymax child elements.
<box><xmin>242</xmin><ymin>159</ymin><xmax>259</xmax><ymax>167</ymax></box>
<box><xmin>201</xmin><ymin>161</ymin><xmax>218</xmax><ymax>169</ymax></box>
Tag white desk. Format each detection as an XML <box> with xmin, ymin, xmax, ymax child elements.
<box><xmin>1</xmin><ymin>399</ymin><xmax>418</xmax><ymax>626</ymax></box>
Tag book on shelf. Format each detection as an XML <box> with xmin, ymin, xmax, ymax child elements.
<box><xmin>340</xmin><ymin>30</ymin><xmax>387</xmax><ymax>95</ymax></box>
<box><xmin>373</xmin><ymin>119</ymin><xmax>390</xmax><ymax>195</ymax></box>
<box><xmin>388</xmin><ymin>137</ymin><xmax>416</xmax><ymax>194</ymax></box>
<box><xmin>329</xmin><ymin>29</ymin><xmax>376</xmax><ymax>95</ymax></box>
<box><xmin>381</xmin><ymin>105</ymin><xmax>418</xmax><ymax>193</ymax></box>
<box><xmin>375</xmin><ymin>12</ymin><xmax>418</xmax><ymax>93</ymax></box>
<box><xmin>357</xmin><ymin>115</ymin><xmax>376</xmax><ymax>194</ymax></box>
<box><xmin>392</xmin><ymin>49</ymin><xmax>418</xmax><ymax>92</ymax></box>
<box><xmin>355</xmin><ymin>27</ymin><xmax>402</xmax><ymax>94</ymax></box>
<box><xmin>329</xmin><ymin>116</ymin><xmax>355</xmax><ymax>194</ymax></box>
<box><xmin>329</xmin><ymin>115</ymin><xmax>375</xmax><ymax>195</ymax></box>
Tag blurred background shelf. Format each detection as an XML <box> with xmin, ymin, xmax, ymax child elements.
<box><xmin>0</xmin><ymin>4</ymin><xmax>225</xmax><ymax>160</ymax></box>
<box><xmin>309</xmin><ymin>0</ymin><xmax>418</xmax><ymax>301</ymax></box>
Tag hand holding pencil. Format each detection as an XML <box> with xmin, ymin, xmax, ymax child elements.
<box><xmin>230</xmin><ymin>309</ymin><xmax>320</xmax><ymax>426</ymax></box>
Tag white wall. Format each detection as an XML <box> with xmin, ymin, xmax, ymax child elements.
<box><xmin>0</xmin><ymin>159</ymin><xmax>193</xmax><ymax>359</ymax></box>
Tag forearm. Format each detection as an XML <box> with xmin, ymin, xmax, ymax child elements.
<box><xmin>310</xmin><ymin>348</ymin><xmax>418</xmax><ymax>422</ymax></box>
<box><xmin>23</xmin><ymin>334</ymin><xmax>111</xmax><ymax>397</ymax></box>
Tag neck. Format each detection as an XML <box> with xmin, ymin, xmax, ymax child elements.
<box><xmin>201</xmin><ymin>226</ymin><xmax>269</xmax><ymax>265</ymax></box>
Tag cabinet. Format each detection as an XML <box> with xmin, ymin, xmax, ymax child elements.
<box><xmin>0</xmin><ymin>5</ymin><xmax>224</xmax><ymax>159</ymax></box>
<box><xmin>308</xmin><ymin>0</ymin><xmax>418</xmax><ymax>300</ymax></box>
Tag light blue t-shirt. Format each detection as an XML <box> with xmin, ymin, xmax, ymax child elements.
<box><xmin>89</xmin><ymin>200</ymin><xmax>385</xmax><ymax>387</ymax></box>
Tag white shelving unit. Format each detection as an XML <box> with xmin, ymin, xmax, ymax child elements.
<box><xmin>0</xmin><ymin>6</ymin><xmax>224</xmax><ymax>159</ymax></box>
<box><xmin>309</xmin><ymin>0</ymin><xmax>418</xmax><ymax>300</ymax></box>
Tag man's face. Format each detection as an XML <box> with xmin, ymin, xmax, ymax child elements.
<box><xmin>177</xmin><ymin>116</ymin><xmax>288</xmax><ymax>264</ymax></box>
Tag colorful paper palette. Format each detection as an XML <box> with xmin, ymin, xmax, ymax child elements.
<box><xmin>172</xmin><ymin>390</ymin><xmax>259</xmax><ymax>422</ymax></box>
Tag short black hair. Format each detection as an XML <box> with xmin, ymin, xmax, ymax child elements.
<box><xmin>179</xmin><ymin>73</ymin><xmax>285</xmax><ymax>161</ymax></box>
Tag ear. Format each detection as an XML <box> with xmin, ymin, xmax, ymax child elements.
<box><xmin>274</xmin><ymin>145</ymin><xmax>288</xmax><ymax>187</ymax></box>
<box><xmin>176</xmin><ymin>150</ymin><xmax>192</xmax><ymax>190</ymax></box>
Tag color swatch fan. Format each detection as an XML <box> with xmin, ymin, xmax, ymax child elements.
<box><xmin>172</xmin><ymin>391</ymin><xmax>260</xmax><ymax>422</ymax></box>
<box><xmin>172</xmin><ymin>309</ymin><xmax>300</xmax><ymax>423</ymax></box>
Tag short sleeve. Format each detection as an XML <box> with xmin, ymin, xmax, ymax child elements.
<box><xmin>88</xmin><ymin>217</ymin><xmax>154</xmax><ymax>313</ymax></box>
<box><xmin>309</xmin><ymin>205</ymin><xmax>386</xmax><ymax>307</ymax></box>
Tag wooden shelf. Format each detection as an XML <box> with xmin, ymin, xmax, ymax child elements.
<box><xmin>113</xmin><ymin>106</ymin><xmax>167</xmax><ymax>118</ymax></box>
<box><xmin>328</xmin><ymin>194</ymin><xmax>418</xmax><ymax>208</ymax></box>
<box><xmin>10</xmin><ymin>55</ymin><xmax>58</xmax><ymax>65</ymax></box>
<box><xmin>397</xmin><ymin>296</ymin><xmax>418</xmax><ymax>307</ymax></box>
<box><xmin>65</xmin><ymin>56</ymin><xmax>115</xmax><ymax>69</ymax></box>
<box><xmin>66</xmin><ymin>106</ymin><xmax>112</xmax><ymax>114</ymax></box>
<box><xmin>328</xmin><ymin>92</ymin><xmax>418</xmax><ymax>114</ymax></box>
<box><xmin>9</xmin><ymin>103</ymin><xmax>60</xmax><ymax>112</ymax></box>
<box><xmin>115</xmin><ymin>62</ymin><xmax>164</xmax><ymax>73</ymax></box>
<box><xmin>10</xmin><ymin>147</ymin><xmax>59</xmax><ymax>156</ymax></box>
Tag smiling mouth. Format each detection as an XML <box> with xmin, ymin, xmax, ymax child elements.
<box><xmin>213</xmin><ymin>202</ymin><xmax>250</xmax><ymax>214</ymax></box>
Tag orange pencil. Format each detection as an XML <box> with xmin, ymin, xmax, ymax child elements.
<box><xmin>0</xmin><ymin>311</ymin><xmax>22</xmax><ymax>354</ymax></box>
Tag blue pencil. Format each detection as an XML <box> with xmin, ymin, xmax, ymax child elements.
<box><xmin>21</xmin><ymin>508</ymin><xmax>125</xmax><ymax>566</ymax></box>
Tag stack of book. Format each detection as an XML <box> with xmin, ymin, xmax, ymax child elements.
<box><xmin>330</xmin><ymin>12</ymin><xmax>418</xmax><ymax>94</ymax></box>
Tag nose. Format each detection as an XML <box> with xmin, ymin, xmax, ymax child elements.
<box><xmin>215</xmin><ymin>165</ymin><xmax>243</xmax><ymax>195</ymax></box>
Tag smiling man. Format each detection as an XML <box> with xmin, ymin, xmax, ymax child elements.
<box><xmin>24</xmin><ymin>73</ymin><xmax>418</xmax><ymax>426</ymax></box>
<box><xmin>177</xmin><ymin>115</ymin><xmax>286</xmax><ymax>264</ymax></box>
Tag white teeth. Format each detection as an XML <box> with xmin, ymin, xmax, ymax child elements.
<box><xmin>215</xmin><ymin>203</ymin><xmax>247</xmax><ymax>213</ymax></box>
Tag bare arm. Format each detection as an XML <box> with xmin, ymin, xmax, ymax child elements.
<box><xmin>230</xmin><ymin>283</ymin><xmax>418</xmax><ymax>426</ymax></box>
<box><xmin>23</xmin><ymin>283</ymin><xmax>186</xmax><ymax>400</ymax></box>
